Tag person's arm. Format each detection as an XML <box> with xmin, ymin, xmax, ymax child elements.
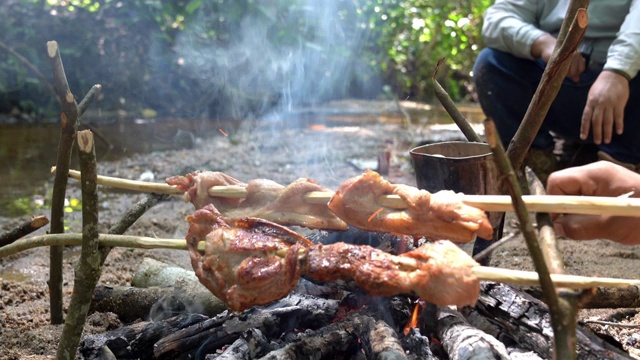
<box><xmin>546</xmin><ymin>161</ymin><xmax>640</xmax><ymax>245</ymax></box>
<box><xmin>483</xmin><ymin>0</ymin><xmax>586</xmax><ymax>81</ymax></box>
<box><xmin>482</xmin><ymin>0</ymin><xmax>547</xmax><ymax>60</ymax></box>
<box><xmin>603</xmin><ymin>0</ymin><xmax>640</xmax><ymax>80</ymax></box>
<box><xmin>580</xmin><ymin>0</ymin><xmax>640</xmax><ymax>144</ymax></box>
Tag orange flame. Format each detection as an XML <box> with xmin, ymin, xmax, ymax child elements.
<box><xmin>367</xmin><ymin>207</ymin><xmax>384</xmax><ymax>222</ymax></box>
<box><xmin>309</xmin><ymin>124</ymin><xmax>327</xmax><ymax>131</ymax></box>
<box><xmin>403</xmin><ymin>302</ymin><xmax>421</xmax><ymax>336</ymax></box>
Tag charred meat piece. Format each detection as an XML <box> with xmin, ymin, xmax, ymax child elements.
<box><xmin>307</xmin><ymin>240</ymin><xmax>479</xmax><ymax>307</ymax></box>
<box><xmin>186</xmin><ymin>204</ymin><xmax>313</xmax><ymax>312</ymax></box>
<box><xmin>328</xmin><ymin>170</ymin><xmax>493</xmax><ymax>243</ymax></box>
<box><xmin>186</xmin><ymin>205</ymin><xmax>480</xmax><ymax>311</ymax></box>
<box><xmin>168</xmin><ymin>171</ymin><xmax>348</xmax><ymax>231</ymax></box>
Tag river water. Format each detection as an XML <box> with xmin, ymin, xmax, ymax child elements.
<box><xmin>0</xmin><ymin>102</ymin><xmax>484</xmax><ymax>218</ymax></box>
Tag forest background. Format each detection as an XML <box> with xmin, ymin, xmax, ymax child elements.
<box><xmin>0</xmin><ymin>0</ymin><xmax>492</xmax><ymax>121</ymax></box>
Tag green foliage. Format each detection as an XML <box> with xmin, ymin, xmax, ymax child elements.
<box><xmin>357</xmin><ymin>0</ymin><xmax>492</xmax><ymax>100</ymax></box>
<box><xmin>0</xmin><ymin>0</ymin><xmax>491</xmax><ymax>120</ymax></box>
<box><xmin>3</xmin><ymin>195</ymin><xmax>45</xmax><ymax>217</ymax></box>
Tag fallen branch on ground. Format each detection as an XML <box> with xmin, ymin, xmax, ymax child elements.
<box><xmin>0</xmin><ymin>215</ymin><xmax>49</xmax><ymax>247</ymax></box>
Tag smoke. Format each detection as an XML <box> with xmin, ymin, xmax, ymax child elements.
<box><xmin>172</xmin><ymin>0</ymin><xmax>381</xmax><ymax>120</ymax></box>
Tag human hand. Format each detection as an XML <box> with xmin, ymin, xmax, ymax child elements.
<box><xmin>546</xmin><ymin>161</ymin><xmax>640</xmax><ymax>245</ymax></box>
<box><xmin>531</xmin><ymin>33</ymin><xmax>556</xmax><ymax>62</ymax></box>
<box><xmin>566</xmin><ymin>50</ymin><xmax>586</xmax><ymax>82</ymax></box>
<box><xmin>530</xmin><ymin>34</ymin><xmax>585</xmax><ymax>82</ymax></box>
<box><xmin>580</xmin><ymin>71</ymin><xmax>630</xmax><ymax>144</ymax></box>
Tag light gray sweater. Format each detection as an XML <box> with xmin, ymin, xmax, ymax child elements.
<box><xmin>481</xmin><ymin>0</ymin><xmax>640</xmax><ymax>79</ymax></box>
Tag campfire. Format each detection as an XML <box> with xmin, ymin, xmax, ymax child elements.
<box><xmin>5</xmin><ymin>22</ymin><xmax>637</xmax><ymax>357</ymax></box>
<box><xmin>5</xmin><ymin>164</ymin><xmax>638</xmax><ymax>358</ymax></box>
<box><xmin>66</xmin><ymin>169</ymin><xmax>635</xmax><ymax>359</ymax></box>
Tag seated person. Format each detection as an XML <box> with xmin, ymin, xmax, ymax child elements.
<box><xmin>473</xmin><ymin>0</ymin><xmax>640</xmax><ymax>180</ymax></box>
<box><xmin>547</xmin><ymin>161</ymin><xmax>640</xmax><ymax>245</ymax></box>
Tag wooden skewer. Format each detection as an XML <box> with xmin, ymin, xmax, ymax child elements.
<box><xmin>385</xmin><ymin>252</ymin><xmax>640</xmax><ymax>288</ymax></box>
<box><xmin>2</xmin><ymin>233</ymin><xmax>638</xmax><ymax>289</ymax></box>
<box><xmin>472</xmin><ymin>266</ymin><xmax>640</xmax><ymax>289</ymax></box>
<box><xmin>56</xmin><ymin>168</ymin><xmax>640</xmax><ymax>217</ymax></box>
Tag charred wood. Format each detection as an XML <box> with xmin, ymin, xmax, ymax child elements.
<box><xmin>153</xmin><ymin>293</ymin><xmax>339</xmax><ymax>359</ymax></box>
<box><xmin>79</xmin><ymin>313</ymin><xmax>209</xmax><ymax>360</ymax></box>
<box><xmin>436</xmin><ymin>306</ymin><xmax>509</xmax><ymax>360</ymax></box>
<box><xmin>401</xmin><ymin>328</ymin><xmax>435</xmax><ymax>360</ymax></box>
<box><xmin>508</xmin><ymin>348</ymin><xmax>545</xmax><ymax>360</ymax></box>
<box><xmin>294</xmin><ymin>277</ymin><xmax>348</xmax><ymax>300</ymax></box>
<box><xmin>361</xmin><ymin>319</ymin><xmax>407</xmax><ymax>360</ymax></box>
<box><xmin>257</xmin><ymin>313</ymin><xmax>375</xmax><ymax>360</ymax></box>
<box><xmin>526</xmin><ymin>286</ymin><xmax>640</xmax><ymax>309</ymax></box>
<box><xmin>205</xmin><ymin>328</ymin><xmax>272</xmax><ymax>360</ymax></box>
<box><xmin>90</xmin><ymin>284</ymin><xmax>226</xmax><ymax>323</ymax></box>
<box><xmin>309</xmin><ymin>227</ymin><xmax>414</xmax><ymax>255</ymax></box>
<box><xmin>205</xmin><ymin>336</ymin><xmax>250</xmax><ymax>360</ymax></box>
<box><xmin>473</xmin><ymin>282</ymin><xmax>633</xmax><ymax>359</ymax></box>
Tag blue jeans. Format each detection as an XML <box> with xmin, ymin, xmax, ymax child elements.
<box><xmin>473</xmin><ymin>47</ymin><xmax>640</xmax><ymax>164</ymax></box>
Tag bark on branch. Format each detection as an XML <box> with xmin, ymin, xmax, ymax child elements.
<box><xmin>0</xmin><ymin>215</ymin><xmax>49</xmax><ymax>247</ymax></box>
<box><xmin>56</xmin><ymin>130</ymin><xmax>102</xmax><ymax>360</ymax></box>
<box><xmin>47</xmin><ymin>39</ymin><xmax>81</xmax><ymax>324</ymax></box>
<box><xmin>46</xmin><ymin>40</ymin><xmax>102</xmax><ymax>324</ymax></box>
<box><xmin>506</xmin><ymin>5</ymin><xmax>589</xmax><ymax>170</ymax></box>
<box><xmin>432</xmin><ymin>58</ymin><xmax>483</xmax><ymax>143</ymax></box>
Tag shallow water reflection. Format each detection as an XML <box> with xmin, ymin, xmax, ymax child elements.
<box><xmin>0</xmin><ymin>103</ymin><xmax>484</xmax><ymax>218</ymax></box>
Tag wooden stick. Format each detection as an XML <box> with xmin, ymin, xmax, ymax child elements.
<box><xmin>56</xmin><ymin>168</ymin><xmax>640</xmax><ymax>217</ymax></box>
<box><xmin>0</xmin><ymin>215</ymin><xmax>49</xmax><ymax>247</ymax></box>
<box><xmin>506</xmin><ymin>5</ymin><xmax>588</xmax><ymax>171</ymax></box>
<box><xmin>2</xmin><ymin>233</ymin><xmax>638</xmax><ymax>290</ymax></box>
<box><xmin>48</xmin><ymin>39</ymin><xmax>80</xmax><ymax>325</ymax></box>
<box><xmin>57</xmin><ymin>130</ymin><xmax>101</xmax><ymax>360</ymax></box>
<box><xmin>56</xmin><ymin>168</ymin><xmax>184</xmax><ymax>195</ymax></box>
<box><xmin>432</xmin><ymin>57</ymin><xmax>483</xmax><ymax>143</ymax></box>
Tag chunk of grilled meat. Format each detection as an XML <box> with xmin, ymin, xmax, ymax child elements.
<box><xmin>186</xmin><ymin>205</ymin><xmax>480</xmax><ymax>312</ymax></box>
<box><xmin>186</xmin><ymin>204</ymin><xmax>313</xmax><ymax>312</ymax></box>
<box><xmin>328</xmin><ymin>170</ymin><xmax>493</xmax><ymax>242</ymax></box>
<box><xmin>168</xmin><ymin>171</ymin><xmax>348</xmax><ymax>230</ymax></box>
<box><xmin>307</xmin><ymin>240</ymin><xmax>479</xmax><ymax>307</ymax></box>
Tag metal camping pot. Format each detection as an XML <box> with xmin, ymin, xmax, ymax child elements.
<box><xmin>410</xmin><ymin>141</ymin><xmax>503</xmax><ymax>264</ymax></box>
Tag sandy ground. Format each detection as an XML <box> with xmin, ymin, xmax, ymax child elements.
<box><xmin>1</xmin><ymin>104</ymin><xmax>639</xmax><ymax>359</ymax></box>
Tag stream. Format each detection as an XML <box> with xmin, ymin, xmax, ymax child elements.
<box><xmin>0</xmin><ymin>101</ymin><xmax>484</xmax><ymax>218</ymax></box>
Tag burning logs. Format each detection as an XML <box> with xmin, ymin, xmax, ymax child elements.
<box><xmin>362</xmin><ymin>319</ymin><xmax>407</xmax><ymax>359</ymax></box>
<box><xmin>153</xmin><ymin>293</ymin><xmax>338</xmax><ymax>359</ymax></box>
<box><xmin>436</xmin><ymin>307</ymin><xmax>509</xmax><ymax>359</ymax></box>
<box><xmin>80</xmin><ymin>313</ymin><xmax>210</xmax><ymax>359</ymax></box>
<box><xmin>260</xmin><ymin>313</ymin><xmax>378</xmax><ymax>359</ymax></box>
<box><xmin>81</xmin><ymin>293</ymin><xmax>339</xmax><ymax>359</ymax></box>
<box><xmin>212</xmin><ymin>328</ymin><xmax>271</xmax><ymax>359</ymax></box>
<box><xmin>467</xmin><ymin>282</ymin><xmax>633</xmax><ymax>359</ymax></box>
<box><xmin>81</xmin><ymin>283</ymin><xmax>636</xmax><ymax>359</ymax></box>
